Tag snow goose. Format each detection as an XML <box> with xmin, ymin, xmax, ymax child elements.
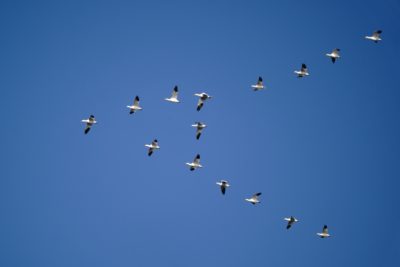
<box><xmin>326</xmin><ymin>48</ymin><xmax>341</xmax><ymax>63</ymax></box>
<box><xmin>251</xmin><ymin>76</ymin><xmax>264</xmax><ymax>91</ymax></box>
<box><xmin>365</xmin><ymin>30</ymin><xmax>382</xmax><ymax>43</ymax></box>
<box><xmin>82</xmin><ymin>115</ymin><xmax>97</xmax><ymax>134</ymax></box>
<box><xmin>195</xmin><ymin>92</ymin><xmax>212</xmax><ymax>111</ymax></box>
<box><xmin>245</xmin><ymin>192</ymin><xmax>262</xmax><ymax>205</ymax></box>
<box><xmin>145</xmin><ymin>139</ymin><xmax>160</xmax><ymax>156</ymax></box>
<box><xmin>294</xmin><ymin>64</ymin><xmax>309</xmax><ymax>77</ymax></box>
<box><xmin>165</xmin><ymin>86</ymin><xmax>180</xmax><ymax>103</ymax></box>
<box><xmin>284</xmin><ymin>216</ymin><xmax>298</xmax><ymax>229</ymax></box>
<box><xmin>127</xmin><ymin>96</ymin><xmax>142</xmax><ymax>114</ymax></box>
<box><xmin>186</xmin><ymin>154</ymin><xmax>202</xmax><ymax>171</ymax></box>
<box><xmin>191</xmin><ymin>122</ymin><xmax>207</xmax><ymax>140</ymax></box>
<box><xmin>317</xmin><ymin>225</ymin><xmax>331</xmax><ymax>238</ymax></box>
<box><xmin>216</xmin><ymin>180</ymin><xmax>230</xmax><ymax>195</ymax></box>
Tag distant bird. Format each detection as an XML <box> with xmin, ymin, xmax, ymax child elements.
<box><xmin>191</xmin><ymin>122</ymin><xmax>207</xmax><ymax>140</ymax></box>
<box><xmin>317</xmin><ymin>225</ymin><xmax>331</xmax><ymax>238</ymax></box>
<box><xmin>245</xmin><ymin>192</ymin><xmax>262</xmax><ymax>205</ymax></box>
<box><xmin>145</xmin><ymin>139</ymin><xmax>160</xmax><ymax>156</ymax></box>
<box><xmin>326</xmin><ymin>48</ymin><xmax>341</xmax><ymax>63</ymax></box>
<box><xmin>284</xmin><ymin>216</ymin><xmax>298</xmax><ymax>229</ymax></box>
<box><xmin>82</xmin><ymin>115</ymin><xmax>97</xmax><ymax>134</ymax></box>
<box><xmin>165</xmin><ymin>86</ymin><xmax>180</xmax><ymax>103</ymax></box>
<box><xmin>294</xmin><ymin>63</ymin><xmax>309</xmax><ymax>77</ymax></box>
<box><xmin>251</xmin><ymin>76</ymin><xmax>264</xmax><ymax>91</ymax></box>
<box><xmin>216</xmin><ymin>180</ymin><xmax>230</xmax><ymax>195</ymax></box>
<box><xmin>127</xmin><ymin>96</ymin><xmax>142</xmax><ymax>114</ymax></box>
<box><xmin>365</xmin><ymin>30</ymin><xmax>382</xmax><ymax>43</ymax></box>
<box><xmin>195</xmin><ymin>92</ymin><xmax>212</xmax><ymax>111</ymax></box>
<box><xmin>186</xmin><ymin>154</ymin><xmax>202</xmax><ymax>171</ymax></box>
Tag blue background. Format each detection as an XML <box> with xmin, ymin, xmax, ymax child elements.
<box><xmin>1</xmin><ymin>0</ymin><xmax>399</xmax><ymax>266</ymax></box>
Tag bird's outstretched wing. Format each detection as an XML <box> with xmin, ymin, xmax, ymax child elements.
<box><xmin>133</xmin><ymin>96</ymin><xmax>140</xmax><ymax>106</ymax></box>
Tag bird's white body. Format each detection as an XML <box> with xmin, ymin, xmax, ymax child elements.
<box><xmin>245</xmin><ymin>198</ymin><xmax>260</xmax><ymax>204</ymax></box>
<box><xmin>284</xmin><ymin>217</ymin><xmax>298</xmax><ymax>222</ymax></box>
<box><xmin>145</xmin><ymin>144</ymin><xmax>160</xmax><ymax>149</ymax></box>
<box><xmin>192</xmin><ymin>122</ymin><xmax>207</xmax><ymax>139</ymax></box>
<box><xmin>165</xmin><ymin>97</ymin><xmax>179</xmax><ymax>103</ymax></box>
<box><xmin>186</xmin><ymin>162</ymin><xmax>203</xmax><ymax>168</ymax></box>
<box><xmin>81</xmin><ymin>119</ymin><xmax>97</xmax><ymax>125</ymax></box>
<box><xmin>191</xmin><ymin>123</ymin><xmax>207</xmax><ymax>129</ymax></box>
<box><xmin>365</xmin><ymin>35</ymin><xmax>381</xmax><ymax>42</ymax></box>
<box><xmin>216</xmin><ymin>181</ymin><xmax>230</xmax><ymax>187</ymax></box>
<box><xmin>194</xmin><ymin>92</ymin><xmax>211</xmax><ymax>98</ymax></box>
<box><xmin>317</xmin><ymin>233</ymin><xmax>330</xmax><ymax>238</ymax></box>
<box><xmin>126</xmin><ymin>105</ymin><xmax>142</xmax><ymax>111</ymax></box>
<box><xmin>294</xmin><ymin>70</ymin><xmax>309</xmax><ymax>77</ymax></box>
<box><xmin>326</xmin><ymin>52</ymin><xmax>340</xmax><ymax>59</ymax></box>
<box><xmin>251</xmin><ymin>84</ymin><xmax>264</xmax><ymax>90</ymax></box>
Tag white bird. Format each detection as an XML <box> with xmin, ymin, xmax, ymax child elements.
<box><xmin>81</xmin><ymin>115</ymin><xmax>97</xmax><ymax>134</ymax></box>
<box><xmin>284</xmin><ymin>216</ymin><xmax>298</xmax><ymax>229</ymax></box>
<box><xmin>144</xmin><ymin>139</ymin><xmax>160</xmax><ymax>156</ymax></box>
<box><xmin>165</xmin><ymin>86</ymin><xmax>180</xmax><ymax>103</ymax></box>
<box><xmin>194</xmin><ymin>92</ymin><xmax>212</xmax><ymax>111</ymax></box>
<box><xmin>294</xmin><ymin>63</ymin><xmax>309</xmax><ymax>77</ymax></box>
<box><xmin>127</xmin><ymin>96</ymin><xmax>142</xmax><ymax>114</ymax></box>
<box><xmin>365</xmin><ymin>30</ymin><xmax>382</xmax><ymax>43</ymax></box>
<box><xmin>216</xmin><ymin>180</ymin><xmax>230</xmax><ymax>195</ymax></box>
<box><xmin>186</xmin><ymin>154</ymin><xmax>202</xmax><ymax>171</ymax></box>
<box><xmin>317</xmin><ymin>225</ymin><xmax>331</xmax><ymax>238</ymax></box>
<box><xmin>326</xmin><ymin>48</ymin><xmax>341</xmax><ymax>63</ymax></box>
<box><xmin>191</xmin><ymin>122</ymin><xmax>207</xmax><ymax>140</ymax></box>
<box><xmin>251</xmin><ymin>76</ymin><xmax>264</xmax><ymax>91</ymax></box>
<box><xmin>245</xmin><ymin>192</ymin><xmax>262</xmax><ymax>205</ymax></box>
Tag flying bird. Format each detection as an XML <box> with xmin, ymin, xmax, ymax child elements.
<box><xmin>251</xmin><ymin>76</ymin><xmax>264</xmax><ymax>91</ymax></box>
<box><xmin>191</xmin><ymin>122</ymin><xmax>207</xmax><ymax>140</ymax></box>
<box><xmin>216</xmin><ymin>180</ymin><xmax>230</xmax><ymax>195</ymax></box>
<box><xmin>326</xmin><ymin>48</ymin><xmax>341</xmax><ymax>63</ymax></box>
<box><xmin>145</xmin><ymin>139</ymin><xmax>160</xmax><ymax>156</ymax></box>
<box><xmin>365</xmin><ymin>30</ymin><xmax>382</xmax><ymax>43</ymax></box>
<box><xmin>194</xmin><ymin>92</ymin><xmax>212</xmax><ymax>111</ymax></box>
<box><xmin>317</xmin><ymin>225</ymin><xmax>331</xmax><ymax>238</ymax></box>
<box><xmin>81</xmin><ymin>115</ymin><xmax>97</xmax><ymax>134</ymax></box>
<box><xmin>245</xmin><ymin>192</ymin><xmax>262</xmax><ymax>205</ymax></box>
<box><xmin>284</xmin><ymin>216</ymin><xmax>298</xmax><ymax>229</ymax></box>
<box><xmin>127</xmin><ymin>96</ymin><xmax>142</xmax><ymax>114</ymax></box>
<box><xmin>186</xmin><ymin>154</ymin><xmax>202</xmax><ymax>171</ymax></box>
<box><xmin>294</xmin><ymin>64</ymin><xmax>309</xmax><ymax>78</ymax></box>
<box><xmin>165</xmin><ymin>86</ymin><xmax>180</xmax><ymax>103</ymax></box>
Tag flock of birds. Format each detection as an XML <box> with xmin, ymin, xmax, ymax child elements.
<box><xmin>80</xmin><ymin>30</ymin><xmax>384</xmax><ymax>238</ymax></box>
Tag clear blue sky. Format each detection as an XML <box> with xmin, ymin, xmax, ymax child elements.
<box><xmin>1</xmin><ymin>0</ymin><xmax>399</xmax><ymax>266</ymax></box>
